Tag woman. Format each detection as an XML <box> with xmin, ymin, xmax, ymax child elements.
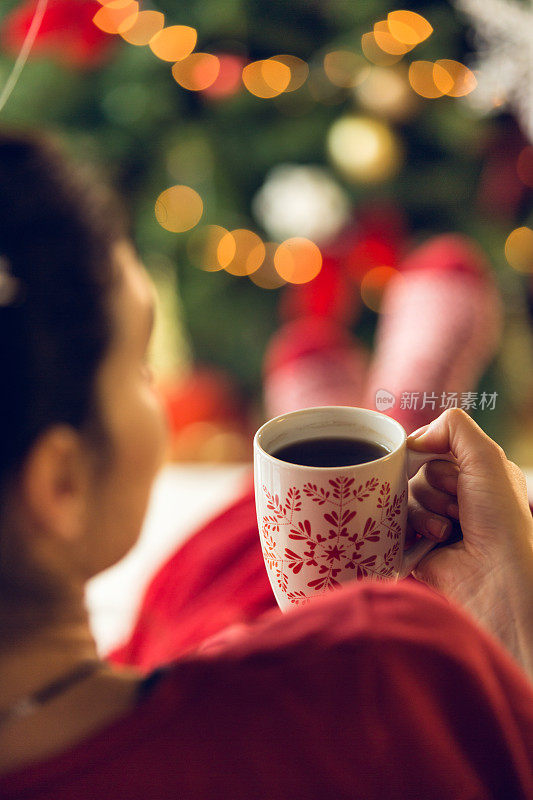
<box><xmin>0</xmin><ymin>127</ymin><xmax>532</xmax><ymax>798</ymax></box>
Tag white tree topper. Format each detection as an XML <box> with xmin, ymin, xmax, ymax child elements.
<box><xmin>454</xmin><ymin>0</ymin><xmax>533</xmax><ymax>142</ymax></box>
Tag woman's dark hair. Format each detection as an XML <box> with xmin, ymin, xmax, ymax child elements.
<box><xmin>0</xmin><ymin>126</ymin><xmax>130</xmax><ymax>625</ymax></box>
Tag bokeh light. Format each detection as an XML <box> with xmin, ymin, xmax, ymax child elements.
<box><xmin>149</xmin><ymin>25</ymin><xmax>197</xmax><ymax>62</ymax></box>
<box><xmin>360</xmin><ymin>266</ymin><xmax>402</xmax><ymax>312</ymax></box>
<box><xmin>327</xmin><ymin>115</ymin><xmax>402</xmax><ymax>183</ymax></box>
<box><xmin>386</xmin><ymin>10</ymin><xmax>433</xmax><ymax>47</ymax></box>
<box><xmin>408</xmin><ymin>60</ymin><xmax>476</xmax><ymax>99</ymax></box>
<box><xmin>262</xmin><ymin>59</ymin><xmax>291</xmax><ymax>93</ymax></box>
<box><xmin>270</xmin><ymin>55</ymin><xmax>309</xmax><ymax>92</ymax></box>
<box><xmin>408</xmin><ymin>60</ymin><xmax>445</xmax><ymax>98</ymax></box>
<box><xmin>505</xmin><ymin>227</ymin><xmax>533</xmax><ymax>273</ymax></box>
<box><xmin>517</xmin><ymin>146</ymin><xmax>533</xmax><ymax>188</ymax></box>
<box><xmin>434</xmin><ymin>59</ymin><xmax>477</xmax><ymax>97</ymax></box>
<box><xmin>355</xmin><ymin>65</ymin><xmax>418</xmax><ymax>121</ymax></box>
<box><xmin>249</xmin><ymin>242</ymin><xmax>287</xmax><ymax>289</ymax></box>
<box><xmin>242</xmin><ymin>59</ymin><xmax>291</xmax><ymax>98</ymax></box>
<box><xmin>155</xmin><ymin>185</ymin><xmax>203</xmax><ymax>233</ymax></box>
<box><xmin>187</xmin><ymin>225</ymin><xmax>230</xmax><ymax>271</ymax></box>
<box><xmin>373</xmin><ymin>21</ymin><xmax>412</xmax><ymax>56</ymax></box>
<box><xmin>361</xmin><ymin>32</ymin><xmax>402</xmax><ymax>66</ymax></box>
<box><xmin>172</xmin><ymin>54</ymin><xmax>221</xmax><ymax>91</ymax></box>
<box><xmin>218</xmin><ymin>229</ymin><xmax>265</xmax><ymax>275</ymax></box>
<box><xmin>323</xmin><ymin>50</ymin><xmax>369</xmax><ymax>88</ymax></box>
<box><xmin>274</xmin><ymin>238</ymin><xmax>323</xmax><ymax>284</ymax></box>
<box><xmin>93</xmin><ymin>0</ymin><xmax>138</xmax><ymax>34</ymax></box>
<box><xmin>118</xmin><ymin>10</ymin><xmax>164</xmax><ymax>45</ymax></box>
<box><xmin>201</xmin><ymin>54</ymin><xmax>244</xmax><ymax>99</ymax></box>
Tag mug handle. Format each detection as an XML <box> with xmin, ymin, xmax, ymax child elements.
<box><xmin>398</xmin><ymin>448</ymin><xmax>458</xmax><ymax>579</ymax></box>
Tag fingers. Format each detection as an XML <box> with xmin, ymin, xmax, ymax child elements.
<box><xmin>423</xmin><ymin>459</ymin><xmax>459</xmax><ymax>495</ymax></box>
<box><xmin>408</xmin><ymin>496</ymin><xmax>453</xmax><ymax>541</ymax></box>
<box><xmin>406</xmin><ymin>408</ymin><xmax>504</xmax><ymax>472</ymax></box>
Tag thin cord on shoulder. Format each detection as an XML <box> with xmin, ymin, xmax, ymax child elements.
<box><xmin>0</xmin><ymin>256</ymin><xmax>23</xmax><ymax>307</ymax></box>
<box><xmin>0</xmin><ymin>0</ymin><xmax>49</xmax><ymax>115</ymax></box>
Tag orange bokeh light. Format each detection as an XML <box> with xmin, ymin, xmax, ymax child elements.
<box><xmin>361</xmin><ymin>32</ymin><xmax>402</xmax><ymax>66</ymax></box>
<box><xmin>218</xmin><ymin>229</ymin><xmax>266</xmax><ymax>276</ymax></box>
<box><xmin>270</xmin><ymin>55</ymin><xmax>309</xmax><ymax>92</ymax></box>
<box><xmin>155</xmin><ymin>185</ymin><xmax>203</xmax><ymax>233</ymax></box>
<box><xmin>434</xmin><ymin>59</ymin><xmax>477</xmax><ymax>97</ymax></box>
<box><xmin>373</xmin><ymin>21</ymin><xmax>412</xmax><ymax>56</ymax></box>
<box><xmin>386</xmin><ymin>10</ymin><xmax>433</xmax><ymax>46</ymax></box>
<box><xmin>149</xmin><ymin>25</ymin><xmax>197</xmax><ymax>62</ymax></box>
<box><xmin>118</xmin><ymin>10</ymin><xmax>164</xmax><ymax>45</ymax></box>
<box><xmin>172</xmin><ymin>54</ymin><xmax>221</xmax><ymax>91</ymax></box>
<box><xmin>408</xmin><ymin>60</ymin><xmax>445</xmax><ymax>98</ymax></box>
<box><xmin>93</xmin><ymin>0</ymin><xmax>138</xmax><ymax>34</ymax></box>
<box><xmin>262</xmin><ymin>59</ymin><xmax>291</xmax><ymax>93</ymax></box>
<box><xmin>274</xmin><ymin>238</ymin><xmax>322</xmax><ymax>284</ymax></box>
<box><xmin>242</xmin><ymin>59</ymin><xmax>291</xmax><ymax>98</ymax></box>
<box><xmin>505</xmin><ymin>227</ymin><xmax>533</xmax><ymax>273</ymax></box>
<box><xmin>360</xmin><ymin>266</ymin><xmax>401</xmax><ymax>311</ymax></box>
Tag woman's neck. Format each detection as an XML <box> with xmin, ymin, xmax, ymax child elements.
<box><xmin>0</xmin><ymin>602</ymin><xmax>144</xmax><ymax>776</ymax></box>
<box><xmin>0</xmin><ymin>601</ymin><xmax>99</xmax><ymax>708</ymax></box>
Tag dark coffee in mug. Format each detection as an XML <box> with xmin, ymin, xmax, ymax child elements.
<box><xmin>271</xmin><ymin>436</ymin><xmax>390</xmax><ymax>468</ymax></box>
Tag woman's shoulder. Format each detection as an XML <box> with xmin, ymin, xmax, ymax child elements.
<box><xmin>169</xmin><ymin>579</ymin><xmax>533</xmax><ymax>697</ymax></box>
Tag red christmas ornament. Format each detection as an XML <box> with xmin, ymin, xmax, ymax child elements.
<box><xmin>477</xmin><ymin>121</ymin><xmax>529</xmax><ymax>219</ymax></box>
<box><xmin>201</xmin><ymin>54</ymin><xmax>245</xmax><ymax>99</ymax></box>
<box><xmin>1</xmin><ymin>0</ymin><xmax>117</xmax><ymax>69</ymax></box>
<box><xmin>279</xmin><ymin>255</ymin><xmax>358</xmax><ymax>324</ymax></box>
<box><xmin>364</xmin><ymin>234</ymin><xmax>503</xmax><ymax>434</ymax></box>
<box><xmin>158</xmin><ymin>367</ymin><xmax>244</xmax><ymax>435</ymax></box>
<box><xmin>344</xmin><ymin>204</ymin><xmax>407</xmax><ymax>281</ymax></box>
<box><xmin>279</xmin><ymin>204</ymin><xmax>408</xmax><ymax>324</ymax></box>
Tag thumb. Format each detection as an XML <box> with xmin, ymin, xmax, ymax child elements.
<box><xmin>406</xmin><ymin>408</ymin><xmax>503</xmax><ymax>471</ymax></box>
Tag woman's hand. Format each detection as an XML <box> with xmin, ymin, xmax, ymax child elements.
<box><xmin>406</xmin><ymin>408</ymin><xmax>533</xmax><ymax>680</ymax></box>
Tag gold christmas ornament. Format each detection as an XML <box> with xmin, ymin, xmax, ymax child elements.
<box><xmin>327</xmin><ymin>114</ymin><xmax>403</xmax><ymax>183</ymax></box>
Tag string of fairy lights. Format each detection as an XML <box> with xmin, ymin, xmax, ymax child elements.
<box><xmin>8</xmin><ymin>0</ymin><xmax>530</xmax><ymax>294</ymax></box>
<box><xmin>89</xmin><ymin>1</ymin><xmax>486</xmax><ymax>294</ymax></box>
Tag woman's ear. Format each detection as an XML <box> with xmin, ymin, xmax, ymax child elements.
<box><xmin>19</xmin><ymin>424</ymin><xmax>92</xmax><ymax>543</ymax></box>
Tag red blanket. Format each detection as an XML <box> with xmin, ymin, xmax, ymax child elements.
<box><xmin>108</xmin><ymin>472</ymin><xmax>276</xmax><ymax>671</ymax></box>
<box><xmin>108</xmin><ymin>469</ymin><xmax>533</xmax><ymax>676</ymax></box>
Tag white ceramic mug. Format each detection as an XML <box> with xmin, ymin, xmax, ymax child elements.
<box><xmin>253</xmin><ymin>406</ymin><xmax>457</xmax><ymax>612</ymax></box>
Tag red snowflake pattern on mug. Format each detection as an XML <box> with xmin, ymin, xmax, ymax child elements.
<box><xmin>260</xmin><ymin>476</ymin><xmax>406</xmax><ymax>606</ymax></box>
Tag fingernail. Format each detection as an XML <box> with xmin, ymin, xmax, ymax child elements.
<box><xmin>407</xmin><ymin>426</ymin><xmax>427</xmax><ymax>440</ymax></box>
<box><xmin>426</xmin><ymin>517</ymin><xmax>447</xmax><ymax>539</ymax></box>
<box><xmin>447</xmin><ymin>502</ymin><xmax>459</xmax><ymax>518</ymax></box>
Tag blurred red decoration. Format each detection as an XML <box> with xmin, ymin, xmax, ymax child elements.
<box><xmin>262</xmin><ymin>315</ymin><xmax>369</xmax><ymax>417</ymax></box>
<box><xmin>279</xmin><ymin>254</ymin><xmax>357</xmax><ymax>324</ymax></box>
<box><xmin>157</xmin><ymin>366</ymin><xmax>251</xmax><ymax>462</ymax></box>
<box><xmin>201</xmin><ymin>54</ymin><xmax>244</xmax><ymax>99</ymax></box>
<box><xmin>517</xmin><ymin>145</ymin><xmax>533</xmax><ymax>189</ymax></box>
<box><xmin>477</xmin><ymin>121</ymin><xmax>529</xmax><ymax>219</ymax></box>
<box><xmin>279</xmin><ymin>203</ymin><xmax>407</xmax><ymax>324</ymax></box>
<box><xmin>345</xmin><ymin>203</ymin><xmax>407</xmax><ymax>280</ymax></box>
<box><xmin>1</xmin><ymin>0</ymin><xmax>117</xmax><ymax>68</ymax></box>
<box><xmin>364</xmin><ymin>234</ymin><xmax>503</xmax><ymax>433</ymax></box>
<box><xmin>158</xmin><ymin>366</ymin><xmax>244</xmax><ymax>433</ymax></box>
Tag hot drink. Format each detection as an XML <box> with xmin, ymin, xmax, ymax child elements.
<box><xmin>271</xmin><ymin>436</ymin><xmax>390</xmax><ymax>468</ymax></box>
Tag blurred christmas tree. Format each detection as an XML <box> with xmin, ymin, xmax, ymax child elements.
<box><xmin>1</xmin><ymin>0</ymin><xmax>532</xmax><ymax>455</ymax></box>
